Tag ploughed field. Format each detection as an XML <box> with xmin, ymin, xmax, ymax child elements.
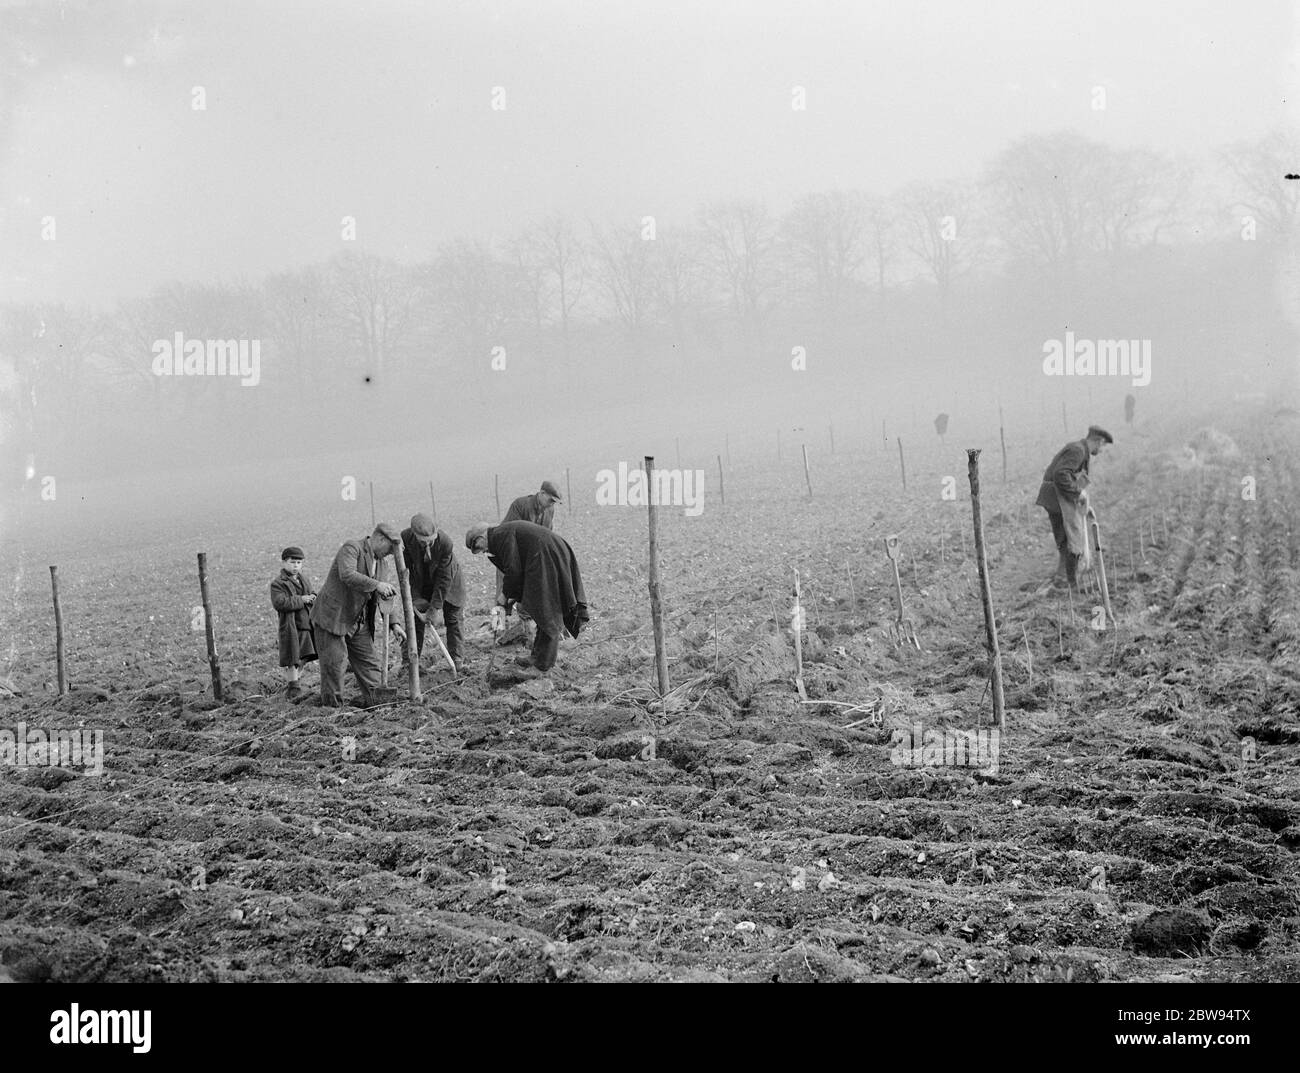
<box><xmin>2</xmin><ymin>405</ymin><xmax>1299</xmax><ymax>982</ymax></box>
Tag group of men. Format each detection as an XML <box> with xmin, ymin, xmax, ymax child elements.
<box><xmin>275</xmin><ymin>480</ymin><xmax>588</xmax><ymax>708</ymax></box>
<box><xmin>280</xmin><ymin>429</ymin><xmax>1110</xmax><ymax>708</ymax></box>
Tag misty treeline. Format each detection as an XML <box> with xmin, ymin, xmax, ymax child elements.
<box><xmin>2</xmin><ymin>128</ymin><xmax>1297</xmax><ymax>479</ymax></box>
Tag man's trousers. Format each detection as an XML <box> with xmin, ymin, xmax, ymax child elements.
<box><xmin>313</xmin><ymin>622</ymin><xmax>383</xmax><ymax>707</ymax></box>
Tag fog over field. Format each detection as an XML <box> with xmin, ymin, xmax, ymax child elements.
<box><xmin>2</xmin><ymin>0</ymin><xmax>1300</xmax><ymax>999</ymax></box>
<box><xmin>1</xmin><ymin>0</ymin><xmax>1297</xmax><ymax>527</ymax></box>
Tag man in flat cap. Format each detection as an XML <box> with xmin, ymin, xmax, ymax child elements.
<box><xmin>1035</xmin><ymin>426</ymin><xmax>1113</xmax><ymax>591</ymax></box>
<box><xmin>467</xmin><ymin>520</ymin><xmax>589</xmax><ymax>673</ymax></box>
<box><xmin>309</xmin><ymin>522</ymin><xmax>407</xmax><ymax>707</ymax></box>
<box><xmin>398</xmin><ymin>513</ymin><xmax>466</xmax><ymax>673</ymax></box>
<box><xmin>502</xmin><ymin>480</ymin><xmax>562</xmax><ymax>529</ymax></box>
<box><xmin>496</xmin><ymin>480</ymin><xmax>562</xmax><ymax>640</ymax></box>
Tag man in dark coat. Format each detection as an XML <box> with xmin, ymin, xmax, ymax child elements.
<box><xmin>309</xmin><ymin>523</ymin><xmax>406</xmax><ymax>707</ymax></box>
<box><xmin>496</xmin><ymin>480</ymin><xmax>563</xmax><ymax>637</ymax></box>
<box><xmin>270</xmin><ymin>546</ymin><xmax>317</xmax><ymax>698</ymax></box>
<box><xmin>502</xmin><ymin>480</ymin><xmax>561</xmax><ymax>529</ymax></box>
<box><xmin>467</xmin><ymin>520</ymin><xmax>589</xmax><ymax>672</ymax></box>
<box><xmin>399</xmin><ymin>513</ymin><xmax>466</xmax><ymax>672</ymax></box>
<box><xmin>1036</xmin><ymin>425</ymin><xmax>1113</xmax><ymax>590</ymax></box>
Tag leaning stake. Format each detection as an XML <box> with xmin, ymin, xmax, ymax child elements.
<box><xmin>897</xmin><ymin>437</ymin><xmax>907</xmax><ymax>491</ymax></box>
<box><xmin>966</xmin><ymin>450</ymin><xmax>1005</xmax><ymax>729</ymax></box>
<box><xmin>802</xmin><ymin>444</ymin><xmax>813</xmax><ymax>498</ymax></box>
<box><xmin>644</xmin><ymin>456</ymin><xmax>669</xmax><ymax>699</ymax></box>
<box><xmin>392</xmin><ymin>547</ymin><xmax>424</xmax><ymax>699</ymax></box>
<box><xmin>197</xmin><ymin>552</ymin><xmax>224</xmax><ymax>702</ymax></box>
<box><xmin>717</xmin><ymin>453</ymin><xmax>726</xmax><ymax>506</ymax></box>
<box><xmin>49</xmin><ymin>565</ymin><xmax>67</xmax><ymax>696</ymax></box>
<box><xmin>494</xmin><ymin>474</ymin><xmax>501</xmax><ymax>519</ymax></box>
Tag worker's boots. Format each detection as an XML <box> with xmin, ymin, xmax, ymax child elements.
<box><xmin>1051</xmin><ymin>548</ymin><xmax>1070</xmax><ymax>589</ymax></box>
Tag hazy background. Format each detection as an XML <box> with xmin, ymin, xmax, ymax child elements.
<box><xmin>1</xmin><ymin>0</ymin><xmax>1298</xmax><ymax>530</ymax></box>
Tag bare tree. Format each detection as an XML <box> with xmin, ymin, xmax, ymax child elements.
<box><xmin>588</xmin><ymin>220</ymin><xmax>655</xmax><ymax>336</ymax></box>
<box><xmin>1219</xmin><ymin>127</ymin><xmax>1300</xmax><ymax>244</ymax></box>
<box><xmin>983</xmin><ymin>131</ymin><xmax>1106</xmax><ymax>278</ymax></box>
<box><xmin>329</xmin><ymin>250</ymin><xmax>417</xmax><ymax>378</ymax></box>
<box><xmin>698</xmin><ymin>199</ymin><xmax>775</xmax><ymax>334</ymax></box>
<box><xmin>521</xmin><ymin>214</ymin><xmax>586</xmax><ymax>350</ymax></box>
<box><xmin>781</xmin><ymin>190</ymin><xmax>867</xmax><ymax>319</ymax></box>
<box><xmin>423</xmin><ymin>237</ymin><xmax>517</xmax><ymax>361</ymax></box>
<box><xmin>896</xmin><ymin>181</ymin><xmax>978</xmax><ymax>301</ymax></box>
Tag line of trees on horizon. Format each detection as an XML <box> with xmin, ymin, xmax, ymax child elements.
<box><xmin>1</xmin><ymin>127</ymin><xmax>1296</xmax><ymax>480</ymax></box>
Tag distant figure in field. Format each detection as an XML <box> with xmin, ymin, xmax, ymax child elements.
<box><xmin>1035</xmin><ymin>426</ymin><xmax>1113</xmax><ymax>591</ymax></box>
<box><xmin>497</xmin><ymin>480</ymin><xmax>563</xmax><ymax>639</ymax></box>
<box><xmin>1124</xmin><ymin>393</ymin><xmax>1136</xmax><ymax>426</ymax></box>
<box><xmin>270</xmin><ymin>546</ymin><xmax>317</xmax><ymax>699</ymax></box>
<box><xmin>502</xmin><ymin>480</ymin><xmax>562</xmax><ymax>529</ymax></box>
<box><xmin>309</xmin><ymin>523</ymin><xmax>406</xmax><ymax>707</ymax></box>
<box><xmin>399</xmin><ymin>513</ymin><xmax>466</xmax><ymax>673</ymax></box>
<box><xmin>467</xmin><ymin>520</ymin><xmax>589</xmax><ymax>672</ymax></box>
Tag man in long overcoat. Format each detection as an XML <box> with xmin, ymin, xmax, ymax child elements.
<box><xmin>467</xmin><ymin>520</ymin><xmax>589</xmax><ymax>672</ymax></box>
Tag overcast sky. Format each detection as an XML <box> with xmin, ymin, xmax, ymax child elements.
<box><xmin>2</xmin><ymin>0</ymin><xmax>1296</xmax><ymax>306</ymax></box>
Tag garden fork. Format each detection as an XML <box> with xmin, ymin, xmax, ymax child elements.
<box><xmin>884</xmin><ymin>535</ymin><xmax>921</xmax><ymax>650</ymax></box>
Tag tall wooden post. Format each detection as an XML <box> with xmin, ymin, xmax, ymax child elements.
<box><xmin>791</xmin><ymin>568</ymin><xmax>807</xmax><ymax>700</ymax></box>
<box><xmin>494</xmin><ymin>474</ymin><xmax>501</xmax><ymax>519</ymax></box>
<box><xmin>897</xmin><ymin>437</ymin><xmax>907</xmax><ymax>490</ymax></box>
<box><xmin>717</xmin><ymin>453</ymin><xmax>726</xmax><ymax>506</ymax></box>
<box><xmin>644</xmin><ymin>456</ymin><xmax>669</xmax><ymax>699</ymax></box>
<box><xmin>428</xmin><ymin>480</ymin><xmax>436</xmax><ymax>517</ymax></box>
<box><xmin>196</xmin><ymin>552</ymin><xmax>224</xmax><ymax>702</ymax></box>
<box><xmin>565</xmin><ymin>468</ymin><xmax>572</xmax><ymax>514</ymax></box>
<box><xmin>392</xmin><ymin>549</ymin><xmax>422</xmax><ymax>700</ymax></box>
<box><xmin>966</xmin><ymin>450</ymin><xmax>1005</xmax><ymax>729</ymax></box>
<box><xmin>829</xmin><ymin>423</ymin><xmax>835</xmax><ymax>454</ymax></box>
<box><xmin>801</xmin><ymin>444</ymin><xmax>813</xmax><ymax>498</ymax></box>
<box><xmin>49</xmin><ymin>565</ymin><xmax>67</xmax><ymax>696</ymax></box>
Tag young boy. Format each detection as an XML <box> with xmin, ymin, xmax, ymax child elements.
<box><xmin>270</xmin><ymin>546</ymin><xmax>317</xmax><ymax>697</ymax></box>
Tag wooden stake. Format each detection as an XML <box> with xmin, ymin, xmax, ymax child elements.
<box><xmin>897</xmin><ymin>437</ymin><xmax>907</xmax><ymax>490</ymax></box>
<box><xmin>494</xmin><ymin>474</ymin><xmax>501</xmax><ymax>519</ymax></box>
<box><xmin>939</xmin><ymin>529</ymin><xmax>946</xmax><ymax>564</ymax></box>
<box><xmin>380</xmin><ymin>610</ymin><xmax>389</xmax><ymax>687</ymax></box>
<box><xmin>998</xmin><ymin>404</ymin><xmax>1008</xmax><ymax>484</ymax></box>
<box><xmin>566</xmin><ymin>468</ymin><xmax>572</xmax><ymax>514</ymax></box>
<box><xmin>393</xmin><ymin>549</ymin><xmax>425</xmax><ymax>699</ymax></box>
<box><xmin>644</xmin><ymin>456</ymin><xmax>669</xmax><ymax>699</ymax></box>
<box><xmin>428</xmin><ymin>480</ymin><xmax>436</xmax><ymax>518</ymax></box>
<box><xmin>846</xmin><ymin>562</ymin><xmax>857</xmax><ymax>611</ymax></box>
<box><xmin>829</xmin><ymin>423</ymin><xmax>835</xmax><ymax>454</ymax></box>
<box><xmin>717</xmin><ymin>453</ymin><xmax>726</xmax><ymax>506</ymax></box>
<box><xmin>792</xmin><ymin>568</ymin><xmax>807</xmax><ymax>700</ymax></box>
<box><xmin>966</xmin><ymin>450</ymin><xmax>1005</xmax><ymax>729</ymax></box>
<box><xmin>801</xmin><ymin>444</ymin><xmax>813</xmax><ymax>498</ymax></box>
<box><xmin>196</xmin><ymin>552</ymin><xmax>224</xmax><ymax>702</ymax></box>
<box><xmin>1021</xmin><ymin>624</ymin><xmax>1033</xmax><ymax>684</ymax></box>
<box><xmin>1089</xmin><ymin>511</ymin><xmax>1115</xmax><ymax>629</ymax></box>
<box><xmin>49</xmin><ymin>565</ymin><xmax>67</xmax><ymax>696</ymax></box>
